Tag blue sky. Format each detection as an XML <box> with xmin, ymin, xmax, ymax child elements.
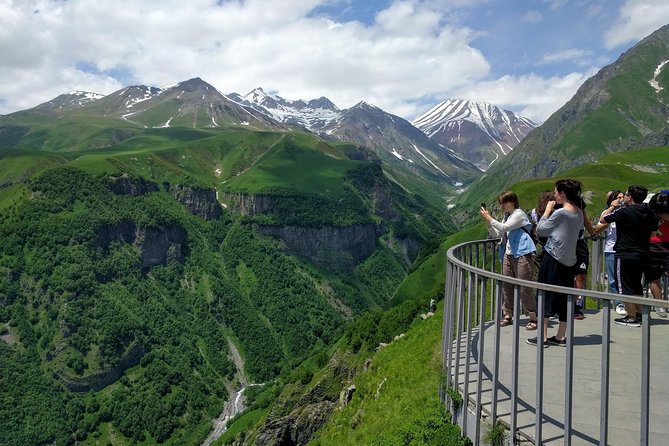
<box><xmin>1</xmin><ymin>0</ymin><xmax>668</xmax><ymax>123</ymax></box>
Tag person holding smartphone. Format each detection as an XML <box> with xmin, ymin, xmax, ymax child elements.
<box><xmin>528</xmin><ymin>179</ymin><xmax>583</xmax><ymax>347</ymax></box>
<box><xmin>480</xmin><ymin>191</ymin><xmax>538</xmax><ymax>330</ymax></box>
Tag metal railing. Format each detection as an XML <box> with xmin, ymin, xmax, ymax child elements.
<box><xmin>440</xmin><ymin>237</ymin><xmax>669</xmax><ymax>446</ymax></box>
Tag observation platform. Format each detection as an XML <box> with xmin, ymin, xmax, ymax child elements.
<box><xmin>455</xmin><ymin>307</ymin><xmax>669</xmax><ymax>445</ymax></box>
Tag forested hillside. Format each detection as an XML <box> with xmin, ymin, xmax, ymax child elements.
<box><xmin>0</xmin><ymin>130</ymin><xmax>448</xmax><ymax>446</ymax></box>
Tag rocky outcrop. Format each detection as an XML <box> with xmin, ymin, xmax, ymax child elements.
<box><xmin>137</xmin><ymin>226</ymin><xmax>188</xmax><ymax>271</ymax></box>
<box><xmin>108</xmin><ymin>175</ymin><xmax>160</xmax><ymax>196</ymax></box>
<box><xmin>219</xmin><ymin>193</ymin><xmax>277</xmax><ymax>215</ymax></box>
<box><xmin>257</xmin><ymin>224</ymin><xmax>377</xmax><ymax>271</ymax></box>
<box><xmin>254</xmin><ymin>351</ymin><xmax>358</xmax><ymax>446</ymax></box>
<box><xmin>171</xmin><ymin>184</ymin><xmax>222</xmax><ymax>220</ymax></box>
<box><xmin>108</xmin><ymin>175</ymin><xmax>222</xmax><ymax>220</ymax></box>
<box><xmin>96</xmin><ymin>221</ymin><xmax>188</xmax><ymax>272</ymax></box>
<box><xmin>256</xmin><ymin>401</ymin><xmax>337</xmax><ymax>446</ymax></box>
<box><xmin>57</xmin><ymin>343</ymin><xmax>146</xmax><ymax>392</ymax></box>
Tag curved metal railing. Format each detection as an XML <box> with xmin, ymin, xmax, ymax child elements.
<box><xmin>441</xmin><ymin>237</ymin><xmax>668</xmax><ymax>446</ymax></box>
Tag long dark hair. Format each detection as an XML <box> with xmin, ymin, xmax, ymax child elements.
<box><xmin>555</xmin><ymin>179</ymin><xmax>581</xmax><ymax>203</ymax></box>
<box><xmin>536</xmin><ymin>190</ymin><xmax>555</xmax><ymax>215</ymax></box>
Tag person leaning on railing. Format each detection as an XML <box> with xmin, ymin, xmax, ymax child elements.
<box><xmin>480</xmin><ymin>191</ymin><xmax>538</xmax><ymax>330</ymax></box>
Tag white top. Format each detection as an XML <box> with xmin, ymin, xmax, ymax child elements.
<box><xmin>488</xmin><ymin>208</ymin><xmax>529</xmax><ymax>253</ymax></box>
<box><xmin>600</xmin><ymin>209</ymin><xmax>617</xmax><ymax>253</ymax></box>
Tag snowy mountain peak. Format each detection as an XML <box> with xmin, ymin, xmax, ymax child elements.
<box><xmin>229</xmin><ymin>88</ymin><xmax>341</xmax><ymax>131</ymax></box>
<box><xmin>412</xmin><ymin>99</ymin><xmax>536</xmax><ymax>171</ymax></box>
<box><xmin>35</xmin><ymin>91</ymin><xmax>105</xmax><ymax>109</ymax></box>
<box><xmin>353</xmin><ymin>100</ymin><xmax>378</xmax><ymax>110</ymax></box>
<box><xmin>244</xmin><ymin>87</ymin><xmax>269</xmax><ymax>102</ymax></box>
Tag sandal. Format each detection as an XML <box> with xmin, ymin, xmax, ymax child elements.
<box><xmin>500</xmin><ymin>317</ymin><xmax>513</xmax><ymax>327</ymax></box>
<box><xmin>525</xmin><ymin>321</ymin><xmax>538</xmax><ymax>331</ymax></box>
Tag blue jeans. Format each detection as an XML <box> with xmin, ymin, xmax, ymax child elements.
<box><xmin>605</xmin><ymin>252</ymin><xmax>621</xmax><ymax>305</ymax></box>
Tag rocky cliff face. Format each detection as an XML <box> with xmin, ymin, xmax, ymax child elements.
<box><xmin>137</xmin><ymin>226</ymin><xmax>188</xmax><ymax>271</ymax></box>
<box><xmin>257</xmin><ymin>224</ymin><xmax>378</xmax><ymax>272</ymax></box>
<box><xmin>220</xmin><ymin>193</ymin><xmax>277</xmax><ymax>215</ymax></box>
<box><xmin>96</xmin><ymin>221</ymin><xmax>188</xmax><ymax>272</ymax></box>
<box><xmin>108</xmin><ymin>175</ymin><xmax>222</xmax><ymax>220</ymax></box>
<box><xmin>171</xmin><ymin>184</ymin><xmax>222</xmax><ymax>220</ymax></box>
<box><xmin>108</xmin><ymin>175</ymin><xmax>160</xmax><ymax>196</ymax></box>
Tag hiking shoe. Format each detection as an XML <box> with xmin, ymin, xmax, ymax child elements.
<box><xmin>615</xmin><ymin>304</ymin><xmax>627</xmax><ymax>316</ymax></box>
<box><xmin>614</xmin><ymin>316</ymin><xmax>641</xmax><ymax>327</ymax></box>
<box><xmin>526</xmin><ymin>337</ymin><xmax>548</xmax><ymax>348</ymax></box>
<box><xmin>656</xmin><ymin>307</ymin><xmax>667</xmax><ymax>318</ymax></box>
<box><xmin>546</xmin><ymin>336</ymin><xmax>567</xmax><ymax>347</ymax></box>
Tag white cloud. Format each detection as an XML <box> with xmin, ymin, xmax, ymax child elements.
<box><xmin>604</xmin><ymin>0</ymin><xmax>669</xmax><ymax>49</ymax></box>
<box><xmin>0</xmin><ymin>0</ymin><xmax>493</xmax><ymax>117</ymax></box>
<box><xmin>449</xmin><ymin>70</ymin><xmax>597</xmax><ymax>124</ymax></box>
<box><xmin>540</xmin><ymin>48</ymin><xmax>594</xmax><ymax>65</ymax></box>
<box><xmin>522</xmin><ymin>10</ymin><xmax>543</xmax><ymax>24</ymax></box>
<box><xmin>543</xmin><ymin>0</ymin><xmax>568</xmax><ymax>11</ymax></box>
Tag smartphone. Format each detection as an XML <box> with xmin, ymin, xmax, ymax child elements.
<box><xmin>480</xmin><ymin>203</ymin><xmax>486</xmax><ymax>210</ymax></box>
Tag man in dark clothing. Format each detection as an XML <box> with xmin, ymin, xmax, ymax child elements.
<box><xmin>599</xmin><ymin>185</ymin><xmax>658</xmax><ymax>326</ymax></box>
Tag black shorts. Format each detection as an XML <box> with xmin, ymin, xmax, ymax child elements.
<box><xmin>575</xmin><ymin>239</ymin><xmax>589</xmax><ymax>274</ymax></box>
<box><xmin>616</xmin><ymin>256</ymin><xmax>644</xmax><ymax>296</ymax></box>
<box><xmin>538</xmin><ymin>253</ymin><xmax>576</xmax><ymax>322</ymax></box>
<box><xmin>644</xmin><ymin>252</ymin><xmax>669</xmax><ymax>282</ymax></box>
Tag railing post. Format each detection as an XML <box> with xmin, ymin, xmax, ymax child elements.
<box><xmin>490</xmin><ymin>277</ymin><xmax>501</xmax><ymax>425</ymax></box>
<box><xmin>600</xmin><ymin>299</ymin><xmax>611</xmax><ymax>446</ymax></box>
<box><xmin>535</xmin><ymin>288</ymin><xmax>545</xmax><ymax>444</ymax></box>
<box><xmin>442</xmin><ymin>261</ymin><xmax>453</xmax><ymax>403</ymax></box>
<box><xmin>462</xmin><ymin>269</ymin><xmax>475</xmax><ymax>439</ymax></box>
<box><xmin>565</xmin><ymin>293</ymin><xmax>575</xmax><ymax>446</ymax></box>
<box><xmin>641</xmin><ymin>304</ymin><xmax>651</xmax><ymax>446</ymax></box>
<box><xmin>453</xmin><ymin>268</ymin><xmax>466</xmax><ymax>422</ymax></box>
<box><xmin>474</xmin><ymin>275</ymin><xmax>487</xmax><ymax>446</ymax></box>
<box><xmin>510</xmin><ymin>284</ymin><xmax>521</xmax><ymax>444</ymax></box>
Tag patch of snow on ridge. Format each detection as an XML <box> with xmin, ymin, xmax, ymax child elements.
<box><xmin>391</xmin><ymin>149</ymin><xmax>404</xmax><ymax>160</ymax></box>
<box><xmin>649</xmin><ymin>60</ymin><xmax>669</xmax><ymax>94</ymax></box>
<box><xmin>411</xmin><ymin>144</ymin><xmax>447</xmax><ymax>177</ymax></box>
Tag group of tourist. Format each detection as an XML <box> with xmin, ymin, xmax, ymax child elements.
<box><xmin>479</xmin><ymin>180</ymin><xmax>669</xmax><ymax>347</ymax></box>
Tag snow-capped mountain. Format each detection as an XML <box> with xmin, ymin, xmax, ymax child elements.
<box><xmin>76</xmin><ymin>78</ymin><xmax>282</xmax><ymax>129</ymax></box>
<box><xmin>320</xmin><ymin>101</ymin><xmax>480</xmax><ymax>185</ymax></box>
<box><xmin>412</xmin><ymin>99</ymin><xmax>536</xmax><ymax>171</ymax></box>
<box><xmin>227</xmin><ymin>90</ymin><xmax>481</xmax><ymax>185</ymax></box>
<box><xmin>228</xmin><ymin>87</ymin><xmax>340</xmax><ymax>131</ymax></box>
<box><xmin>35</xmin><ymin>91</ymin><xmax>106</xmax><ymax>110</ymax></box>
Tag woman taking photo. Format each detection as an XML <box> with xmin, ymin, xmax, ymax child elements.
<box><xmin>528</xmin><ymin>179</ymin><xmax>583</xmax><ymax>347</ymax></box>
<box><xmin>480</xmin><ymin>191</ymin><xmax>538</xmax><ymax>330</ymax></box>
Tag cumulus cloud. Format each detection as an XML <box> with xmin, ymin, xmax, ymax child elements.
<box><xmin>522</xmin><ymin>10</ymin><xmax>543</xmax><ymax>24</ymax></box>
<box><xmin>540</xmin><ymin>48</ymin><xmax>595</xmax><ymax>66</ymax></box>
<box><xmin>604</xmin><ymin>0</ymin><xmax>669</xmax><ymax>49</ymax></box>
<box><xmin>448</xmin><ymin>70</ymin><xmax>597</xmax><ymax>124</ymax></box>
<box><xmin>0</xmin><ymin>0</ymin><xmax>493</xmax><ymax>116</ymax></box>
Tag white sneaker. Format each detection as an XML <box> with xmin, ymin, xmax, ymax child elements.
<box><xmin>656</xmin><ymin>307</ymin><xmax>667</xmax><ymax>318</ymax></box>
<box><xmin>615</xmin><ymin>304</ymin><xmax>627</xmax><ymax>316</ymax></box>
